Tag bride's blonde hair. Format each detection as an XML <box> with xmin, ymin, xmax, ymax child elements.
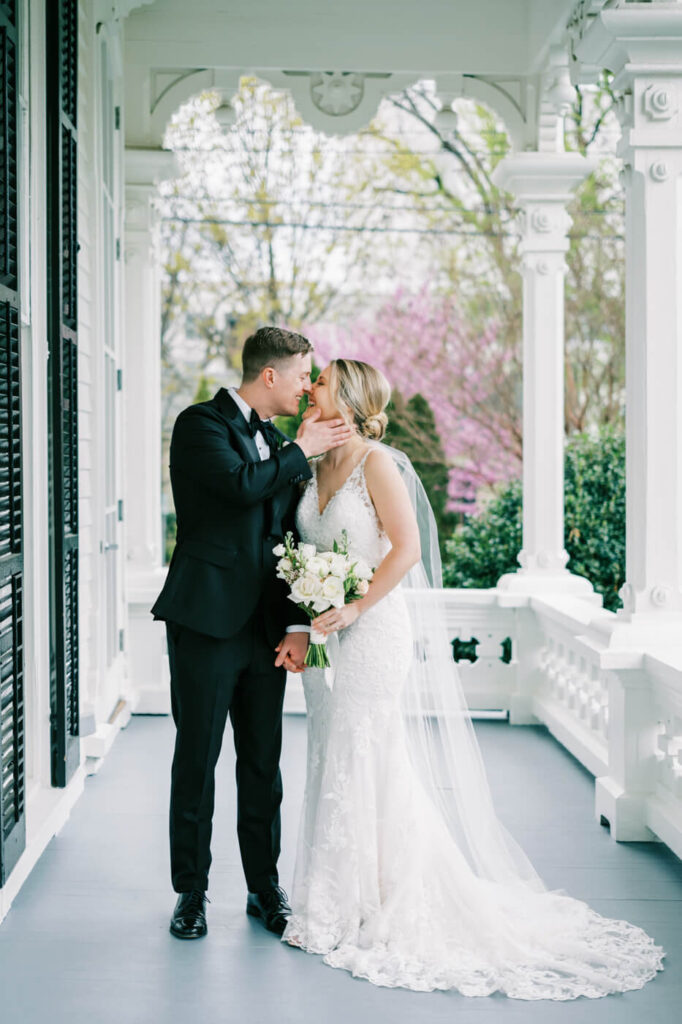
<box><xmin>328</xmin><ymin>359</ymin><xmax>391</xmax><ymax>441</ymax></box>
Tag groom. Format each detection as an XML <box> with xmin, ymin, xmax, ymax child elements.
<box><xmin>152</xmin><ymin>327</ymin><xmax>351</xmax><ymax>940</ymax></box>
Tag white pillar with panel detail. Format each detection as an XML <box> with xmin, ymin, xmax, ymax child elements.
<box><xmin>124</xmin><ymin>147</ymin><xmax>177</xmax><ymax>714</ymax></box>
<box><xmin>574</xmin><ymin>2</ymin><xmax>682</xmax><ymax>634</ymax></box>
<box><xmin>569</xmin><ymin>2</ymin><xmax>682</xmax><ymax>843</ymax></box>
<box><xmin>491</xmin><ymin>152</ymin><xmax>596</xmax><ymax>598</ymax></box>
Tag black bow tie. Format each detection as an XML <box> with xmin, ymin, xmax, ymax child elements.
<box><xmin>247</xmin><ymin>409</ymin><xmax>281</xmax><ymax>451</ymax></box>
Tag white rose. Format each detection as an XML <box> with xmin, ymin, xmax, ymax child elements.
<box><xmin>305</xmin><ymin>555</ymin><xmax>328</xmax><ymax>577</ymax></box>
<box><xmin>273</xmin><ymin>543</ymin><xmax>286</xmax><ymax>557</ymax></box>
<box><xmin>320</xmin><ymin>575</ymin><xmax>346</xmax><ymax>609</ymax></box>
<box><xmin>356</xmin><ymin>578</ymin><xmax>370</xmax><ymax>596</ymax></box>
<box><xmin>352</xmin><ymin>557</ymin><xmax>372</xmax><ymax>580</ymax></box>
<box><xmin>276</xmin><ymin>556</ymin><xmax>294</xmax><ymax>580</ymax></box>
<box><xmin>299</xmin><ymin>543</ymin><xmax>317</xmax><ymax>561</ymax></box>
<box><xmin>290</xmin><ymin>574</ymin><xmax>322</xmax><ymax>605</ymax></box>
<box><xmin>327</xmin><ymin>553</ymin><xmax>349</xmax><ymax>578</ymax></box>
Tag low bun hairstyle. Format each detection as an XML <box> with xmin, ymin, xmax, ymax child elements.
<box><xmin>329</xmin><ymin>359</ymin><xmax>391</xmax><ymax>441</ymax></box>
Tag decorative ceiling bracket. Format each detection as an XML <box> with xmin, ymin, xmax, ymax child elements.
<box><xmin>310</xmin><ymin>72</ymin><xmax>364</xmax><ymax>117</ymax></box>
<box><xmin>277</xmin><ymin>70</ymin><xmax>396</xmax><ymax>135</ymax></box>
<box><xmin>94</xmin><ymin>0</ymin><xmax>155</xmax><ymax>23</ymax></box>
<box><xmin>436</xmin><ymin>73</ymin><xmax>534</xmax><ymax>151</ymax></box>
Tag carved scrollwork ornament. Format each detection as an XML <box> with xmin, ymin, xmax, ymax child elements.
<box><xmin>531</xmin><ymin>209</ymin><xmax>552</xmax><ymax>234</ymax></box>
<box><xmin>651</xmin><ymin>584</ymin><xmax>672</xmax><ymax>608</ymax></box>
<box><xmin>650</xmin><ymin>161</ymin><xmax>670</xmax><ymax>183</ymax></box>
<box><xmin>310</xmin><ymin>72</ymin><xmax>364</xmax><ymax>117</ymax></box>
<box><xmin>642</xmin><ymin>83</ymin><xmax>678</xmax><ymax>122</ymax></box>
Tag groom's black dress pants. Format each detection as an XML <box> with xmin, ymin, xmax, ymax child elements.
<box><xmin>166</xmin><ymin>607</ymin><xmax>286</xmax><ymax>894</ymax></box>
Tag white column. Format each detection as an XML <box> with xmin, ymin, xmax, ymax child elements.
<box><xmin>491</xmin><ymin>153</ymin><xmax>596</xmax><ymax>598</ymax></box>
<box><xmin>571</xmin><ymin>3</ymin><xmax>682</xmax><ymax>841</ymax></box>
<box><xmin>575</xmin><ymin>5</ymin><xmax>682</xmax><ymax>638</ymax></box>
<box><xmin>124</xmin><ymin>148</ymin><xmax>176</xmax><ymax>713</ymax></box>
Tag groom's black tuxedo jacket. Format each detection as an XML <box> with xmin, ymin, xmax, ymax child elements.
<box><xmin>151</xmin><ymin>388</ymin><xmax>312</xmax><ymax>642</ymax></box>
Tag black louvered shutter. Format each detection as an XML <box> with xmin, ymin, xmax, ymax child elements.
<box><xmin>46</xmin><ymin>0</ymin><xmax>79</xmax><ymax>787</ymax></box>
<box><xmin>0</xmin><ymin>0</ymin><xmax>26</xmax><ymax>884</ymax></box>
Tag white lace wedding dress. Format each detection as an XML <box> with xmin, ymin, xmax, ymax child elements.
<box><xmin>282</xmin><ymin>451</ymin><xmax>664</xmax><ymax>999</ymax></box>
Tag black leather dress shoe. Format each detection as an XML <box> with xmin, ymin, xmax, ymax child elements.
<box><xmin>246</xmin><ymin>886</ymin><xmax>291</xmax><ymax>936</ymax></box>
<box><xmin>170</xmin><ymin>890</ymin><xmax>209</xmax><ymax>939</ymax></box>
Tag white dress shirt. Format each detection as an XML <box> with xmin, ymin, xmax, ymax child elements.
<box><xmin>227</xmin><ymin>387</ymin><xmax>309</xmax><ymax>637</ymax></box>
<box><xmin>228</xmin><ymin>387</ymin><xmax>271</xmax><ymax>461</ymax></box>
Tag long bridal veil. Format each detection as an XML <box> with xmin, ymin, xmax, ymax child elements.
<box><xmin>376</xmin><ymin>441</ymin><xmax>545</xmax><ymax>892</ymax></box>
<box><xmin>289</xmin><ymin>439</ymin><xmax>663</xmax><ymax>998</ymax></box>
<box><xmin>367</xmin><ymin>442</ymin><xmax>664</xmax><ymax>997</ymax></box>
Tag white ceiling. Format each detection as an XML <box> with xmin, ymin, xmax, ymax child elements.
<box><xmin>124</xmin><ymin>0</ymin><xmax>575</xmax><ymax>77</ymax></box>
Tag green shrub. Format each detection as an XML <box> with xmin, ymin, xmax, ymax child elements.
<box><xmin>443</xmin><ymin>429</ymin><xmax>625</xmax><ymax>611</ymax></box>
<box><xmin>384</xmin><ymin>393</ymin><xmax>456</xmax><ymax>558</ymax></box>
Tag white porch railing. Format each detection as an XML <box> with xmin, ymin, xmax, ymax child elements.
<box><xmin>282</xmin><ymin>587</ymin><xmax>682</xmax><ymax>861</ymax></box>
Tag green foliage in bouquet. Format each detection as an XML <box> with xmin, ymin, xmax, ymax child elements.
<box><xmin>443</xmin><ymin>429</ymin><xmax>626</xmax><ymax>612</ymax></box>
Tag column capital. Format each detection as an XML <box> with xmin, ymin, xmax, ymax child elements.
<box><xmin>492</xmin><ymin>151</ymin><xmax>595</xmax><ymax>203</ymax></box>
<box><xmin>125</xmin><ymin>147</ymin><xmax>179</xmax><ymax>189</ymax></box>
<box><xmin>94</xmin><ymin>1</ymin><xmax>155</xmax><ymax>21</ymax></box>
<box><xmin>124</xmin><ymin>148</ymin><xmax>178</xmax><ymax>260</ymax></box>
<box><xmin>493</xmin><ymin>152</ymin><xmax>595</xmax><ymax>262</ymax></box>
<box><xmin>571</xmin><ymin>3</ymin><xmax>682</xmax><ymax>89</ymax></box>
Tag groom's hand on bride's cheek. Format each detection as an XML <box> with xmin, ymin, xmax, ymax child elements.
<box><xmin>275</xmin><ymin>632</ymin><xmax>308</xmax><ymax>673</ymax></box>
<box><xmin>296</xmin><ymin>409</ymin><xmax>353</xmax><ymax>458</ymax></box>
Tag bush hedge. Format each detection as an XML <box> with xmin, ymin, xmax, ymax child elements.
<box><xmin>443</xmin><ymin>429</ymin><xmax>626</xmax><ymax>611</ymax></box>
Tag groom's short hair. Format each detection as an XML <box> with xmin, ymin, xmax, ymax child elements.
<box><xmin>241</xmin><ymin>326</ymin><xmax>312</xmax><ymax>382</ymax></box>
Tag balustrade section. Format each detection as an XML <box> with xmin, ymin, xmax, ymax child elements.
<box><xmin>281</xmin><ymin>585</ymin><xmax>682</xmax><ymax>857</ymax></box>
<box><xmin>532</xmin><ymin>605</ymin><xmax>610</xmax><ymax>777</ymax></box>
<box><xmin>641</xmin><ymin>654</ymin><xmax>682</xmax><ymax>856</ymax></box>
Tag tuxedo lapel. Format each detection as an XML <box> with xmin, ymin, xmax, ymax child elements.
<box><xmin>213</xmin><ymin>388</ymin><xmax>298</xmax><ymax>537</ymax></box>
<box><xmin>214</xmin><ymin>387</ymin><xmax>260</xmax><ymax>463</ymax></box>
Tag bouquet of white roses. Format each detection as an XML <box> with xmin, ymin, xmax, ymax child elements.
<box><xmin>273</xmin><ymin>530</ymin><xmax>373</xmax><ymax>668</ymax></box>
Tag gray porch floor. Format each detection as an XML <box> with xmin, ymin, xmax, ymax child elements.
<box><xmin>0</xmin><ymin>715</ymin><xmax>680</xmax><ymax>1024</ymax></box>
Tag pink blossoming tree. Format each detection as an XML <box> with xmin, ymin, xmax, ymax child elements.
<box><xmin>307</xmin><ymin>288</ymin><xmax>521</xmax><ymax>512</ymax></box>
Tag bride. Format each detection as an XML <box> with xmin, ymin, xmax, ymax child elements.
<box><xmin>282</xmin><ymin>357</ymin><xmax>664</xmax><ymax>1000</ymax></box>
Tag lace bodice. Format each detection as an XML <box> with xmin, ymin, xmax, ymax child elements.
<box><xmin>295</xmin><ymin>450</ymin><xmax>390</xmax><ymax>567</ymax></box>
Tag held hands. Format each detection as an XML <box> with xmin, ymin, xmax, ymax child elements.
<box><xmin>312</xmin><ymin>602</ymin><xmax>361</xmax><ymax>636</ymax></box>
<box><xmin>274</xmin><ymin>631</ymin><xmax>309</xmax><ymax>673</ymax></box>
<box><xmin>296</xmin><ymin>407</ymin><xmax>353</xmax><ymax>458</ymax></box>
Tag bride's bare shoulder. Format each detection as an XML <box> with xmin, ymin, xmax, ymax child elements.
<box><xmin>363</xmin><ymin>446</ymin><xmax>404</xmax><ymax>490</ymax></box>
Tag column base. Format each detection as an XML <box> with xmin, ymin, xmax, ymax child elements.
<box><xmin>82</xmin><ymin>698</ymin><xmax>134</xmax><ymax>776</ymax></box>
<box><xmin>595</xmin><ymin>775</ymin><xmax>655</xmax><ymax>842</ymax></box>
<box><xmin>606</xmin><ymin>611</ymin><xmax>682</xmax><ymax>651</ymax></box>
<box><xmin>508</xmin><ymin>694</ymin><xmax>539</xmax><ymax>725</ymax></box>
<box><xmin>497</xmin><ymin>569</ymin><xmax>601</xmax><ymax>602</ymax></box>
<box><xmin>127</xmin><ymin>565</ymin><xmax>171</xmax><ymax>715</ymax></box>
